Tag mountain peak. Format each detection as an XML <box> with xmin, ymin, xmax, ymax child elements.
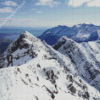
<box><xmin>59</xmin><ymin>36</ymin><xmax>74</xmax><ymax>43</ymax></box>
<box><xmin>57</xmin><ymin>25</ymin><xmax>67</xmax><ymax>28</ymax></box>
<box><xmin>53</xmin><ymin>36</ymin><xmax>75</xmax><ymax>50</ymax></box>
<box><xmin>20</xmin><ymin>31</ymin><xmax>36</xmax><ymax>39</ymax></box>
<box><xmin>4</xmin><ymin>31</ymin><xmax>38</xmax><ymax>55</ymax></box>
<box><xmin>59</xmin><ymin>36</ymin><xmax>67</xmax><ymax>41</ymax></box>
<box><xmin>22</xmin><ymin>31</ymin><xmax>29</xmax><ymax>35</ymax></box>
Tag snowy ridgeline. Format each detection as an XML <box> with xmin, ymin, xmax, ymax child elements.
<box><xmin>0</xmin><ymin>31</ymin><xmax>100</xmax><ymax>100</ymax></box>
<box><xmin>53</xmin><ymin>36</ymin><xmax>100</xmax><ymax>91</ymax></box>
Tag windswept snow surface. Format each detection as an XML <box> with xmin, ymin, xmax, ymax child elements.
<box><xmin>0</xmin><ymin>31</ymin><xmax>100</xmax><ymax>100</ymax></box>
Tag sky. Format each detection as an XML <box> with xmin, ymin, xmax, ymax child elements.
<box><xmin>0</xmin><ymin>0</ymin><xmax>100</xmax><ymax>28</ymax></box>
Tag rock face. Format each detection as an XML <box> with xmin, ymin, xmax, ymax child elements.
<box><xmin>0</xmin><ymin>31</ymin><xmax>100</xmax><ymax>100</ymax></box>
<box><xmin>39</xmin><ymin>23</ymin><xmax>100</xmax><ymax>45</ymax></box>
<box><xmin>53</xmin><ymin>36</ymin><xmax>100</xmax><ymax>91</ymax></box>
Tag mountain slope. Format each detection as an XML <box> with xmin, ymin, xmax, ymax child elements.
<box><xmin>0</xmin><ymin>31</ymin><xmax>100</xmax><ymax>100</ymax></box>
<box><xmin>53</xmin><ymin>36</ymin><xmax>100</xmax><ymax>91</ymax></box>
<box><xmin>39</xmin><ymin>23</ymin><xmax>100</xmax><ymax>45</ymax></box>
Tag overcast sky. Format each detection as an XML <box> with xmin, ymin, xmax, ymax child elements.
<box><xmin>0</xmin><ymin>0</ymin><xmax>100</xmax><ymax>28</ymax></box>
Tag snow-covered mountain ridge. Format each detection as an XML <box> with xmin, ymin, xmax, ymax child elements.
<box><xmin>0</xmin><ymin>31</ymin><xmax>100</xmax><ymax>100</ymax></box>
<box><xmin>53</xmin><ymin>36</ymin><xmax>100</xmax><ymax>91</ymax></box>
<box><xmin>39</xmin><ymin>23</ymin><xmax>100</xmax><ymax>45</ymax></box>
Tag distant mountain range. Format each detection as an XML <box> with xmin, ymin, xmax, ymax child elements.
<box><xmin>39</xmin><ymin>23</ymin><xmax>100</xmax><ymax>45</ymax></box>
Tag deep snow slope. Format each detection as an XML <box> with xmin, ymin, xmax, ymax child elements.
<box><xmin>53</xmin><ymin>36</ymin><xmax>100</xmax><ymax>91</ymax></box>
<box><xmin>39</xmin><ymin>23</ymin><xmax>100</xmax><ymax>45</ymax></box>
<box><xmin>0</xmin><ymin>31</ymin><xmax>100</xmax><ymax>100</ymax></box>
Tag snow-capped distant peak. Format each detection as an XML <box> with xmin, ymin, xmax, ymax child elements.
<box><xmin>73</xmin><ymin>24</ymin><xmax>81</xmax><ymax>28</ymax></box>
<box><xmin>76</xmin><ymin>24</ymin><xmax>81</xmax><ymax>28</ymax></box>
<box><xmin>39</xmin><ymin>23</ymin><xmax>100</xmax><ymax>45</ymax></box>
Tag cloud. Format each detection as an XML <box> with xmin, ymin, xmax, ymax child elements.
<box><xmin>68</xmin><ymin>0</ymin><xmax>91</xmax><ymax>7</ymax></box>
<box><xmin>36</xmin><ymin>0</ymin><xmax>61</xmax><ymax>7</ymax></box>
<box><xmin>68</xmin><ymin>0</ymin><xmax>100</xmax><ymax>7</ymax></box>
<box><xmin>4</xmin><ymin>1</ymin><xmax>17</xmax><ymax>6</ymax></box>
<box><xmin>87</xmin><ymin>0</ymin><xmax>100</xmax><ymax>7</ymax></box>
<box><xmin>0</xmin><ymin>7</ymin><xmax>13</xmax><ymax>13</ymax></box>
